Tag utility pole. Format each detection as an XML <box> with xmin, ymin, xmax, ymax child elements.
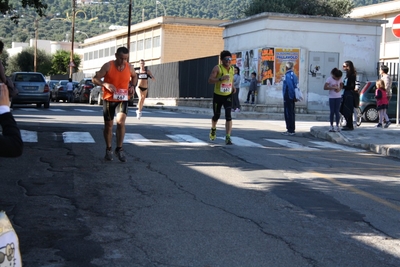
<box><xmin>34</xmin><ymin>19</ymin><xmax>38</xmax><ymax>72</ymax></box>
<box><xmin>127</xmin><ymin>0</ymin><xmax>132</xmax><ymax>61</ymax></box>
<box><xmin>69</xmin><ymin>0</ymin><xmax>76</xmax><ymax>79</ymax></box>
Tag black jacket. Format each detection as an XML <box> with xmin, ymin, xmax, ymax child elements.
<box><xmin>0</xmin><ymin>112</ymin><xmax>23</xmax><ymax>157</ymax></box>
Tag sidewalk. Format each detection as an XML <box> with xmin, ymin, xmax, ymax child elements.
<box><xmin>149</xmin><ymin>105</ymin><xmax>400</xmax><ymax>160</ymax></box>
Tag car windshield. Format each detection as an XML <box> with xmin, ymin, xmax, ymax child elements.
<box><xmin>15</xmin><ymin>74</ymin><xmax>45</xmax><ymax>82</ymax></box>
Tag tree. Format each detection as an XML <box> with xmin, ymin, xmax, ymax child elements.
<box><xmin>7</xmin><ymin>47</ymin><xmax>52</xmax><ymax>75</ymax></box>
<box><xmin>49</xmin><ymin>50</ymin><xmax>81</xmax><ymax>75</ymax></box>
<box><xmin>0</xmin><ymin>0</ymin><xmax>47</xmax><ymax>23</ymax></box>
<box><xmin>244</xmin><ymin>0</ymin><xmax>354</xmax><ymax>17</ymax></box>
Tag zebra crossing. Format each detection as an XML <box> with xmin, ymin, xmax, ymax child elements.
<box><xmin>19</xmin><ymin>130</ymin><xmax>365</xmax><ymax>153</ymax></box>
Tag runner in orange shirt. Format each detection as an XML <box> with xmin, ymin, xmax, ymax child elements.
<box><xmin>92</xmin><ymin>47</ymin><xmax>137</xmax><ymax>162</ymax></box>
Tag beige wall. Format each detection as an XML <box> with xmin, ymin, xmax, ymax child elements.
<box><xmin>162</xmin><ymin>24</ymin><xmax>224</xmax><ymax>63</ymax></box>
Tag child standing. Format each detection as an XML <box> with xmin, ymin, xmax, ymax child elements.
<box><xmin>245</xmin><ymin>72</ymin><xmax>257</xmax><ymax>104</ymax></box>
<box><xmin>375</xmin><ymin>79</ymin><xmax>389</xmax><ymax>128</ymax></box>
<box><xmin>324</xmin><ymin>68</ymin><xmax>343</xmax><ymax>132</ymax></box>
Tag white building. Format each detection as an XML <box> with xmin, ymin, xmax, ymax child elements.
<box><xmin>221</xmin><ymin>12</ymin><xmax>384</xmax><ymax>112</ymax></box>
<box><xmin>349</xmin><ymin>0</ymin><xmax>400</xmax><ymax>64</ymax></box>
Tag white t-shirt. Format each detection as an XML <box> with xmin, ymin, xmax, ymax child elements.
<box><xmin>325</xmin><ymin>76</ymin><xmax>342</xmax><ymax>99</ymax></box>
<box><xmin>66</xmin><ymin>82</ymin><xmax>74</xmax><ymax>91</ymax></box>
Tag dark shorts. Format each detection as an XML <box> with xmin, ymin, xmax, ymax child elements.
<box><xmin>138</xmin><ymin>86</ymin><xmax>148</xmax><ymax>91</ymax></box>
<box><xmin>377</xmin><ymin>104</ymin><xmax>388</xmax><ymax>111</ymax></box>
<box><xmin>103</xmin><ymin>100</ymin><xmax>128</xmax><ymax>121</ymax></box>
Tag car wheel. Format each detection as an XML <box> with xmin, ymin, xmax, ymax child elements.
<box><xmin>97</xmin><ymin>94</ymin><xmax>102</xmax><ymax>105</ymax></box>
<box><xmin>89</xmin><ymin>94</ymin><xmax>94</xmax><ymax>105</ymax></box>
<box><xmin>44</xmin><ymin>100</ymin><xmax>50</xmax><ymax>109</ymax></box>
<box><xmin>36</xmin><ymin>103</ymin><xmax>42</xmax><ymax>108</ymax></box>
<box><xmin>364</xmin><ymin>106</ymin><xmax>378</xmax><ymax>122</ymax></box>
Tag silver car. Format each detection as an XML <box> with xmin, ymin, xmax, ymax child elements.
<box><xmin>10</xmin><ymin>72</ymin><xmax>51</xmax><ymax>108</ymax></box>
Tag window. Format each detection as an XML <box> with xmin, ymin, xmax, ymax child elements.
<box><xmin>385</xmin><ymin>27</ymin><xmax>398</xmax><ymax>42</ymax></box>
<box><xmin>89</xmin><ymin>51</ymin><xmax>93</xmax><ymax>60</ymax></box>
<box><xmin>104</xmin><ymin>48</ymin><xmax>109</xmax><ymax>57</ymax></box>
<box><xmin>110</xmin><ymin>46</ymin><xmax>116</xmax><ymax>54</ymax></box>
<box><xmin>153</xmin><ymin>36</ymin><xmax>160</xmax><ymax>47</ymax></box>
<box><xmin>137</xmin><ymin>40</ymin><xmax>144</xmax><ymax>50</ymax></box>
<box><xmin>99</xmin><ymin>49</ymin><xmax>104</xmax><ymax>58</ymax></box>
<box><xmin>145</xmin><ymin>38</ymin><xmax>152</xmax><ymax>49</ymax></box>
<box><xmin>94</xmin><ymin>50</ymin><xmax>98</xmax><ymax>59</ymax></box>
<box><xmin>84</xmin><ymin>52</ymin><xmax>88</xmax><ymax>61</ymax></box>
<box><xmin>130</xmin><ymin>41</ymin><xmax>136</xmax><ymax>52</ymax></box>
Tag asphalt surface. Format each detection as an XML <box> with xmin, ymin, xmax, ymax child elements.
<box><xmin>152</xmin><ymin>105</ymin><xmax>400</xmax><ymax>160</ymax></box>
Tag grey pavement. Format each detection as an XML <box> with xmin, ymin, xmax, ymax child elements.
<box><xmin>148</xmin><ymin>104</ymin><xmax>400</xmax><ymax>160</ymax></box>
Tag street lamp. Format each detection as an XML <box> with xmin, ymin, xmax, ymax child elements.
<box><xmin>76</xmin><ymin>30</ymin><xmax>89</xmax><ymax>38</ymax></box>
<box><xmin>156</xmin><ymin>0</ymin><xmax>166</xmax><ymax>17</ymax></box>
<box><xmin>69</xmin><ymin>0</ymin><xmax>76</xmax><ymax>79</ymax></box>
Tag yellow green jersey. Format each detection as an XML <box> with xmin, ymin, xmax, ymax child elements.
<box><xmin>214</xmin><ymin>64</ymin><xmax>235</xmax><ymax>96</ymax></box>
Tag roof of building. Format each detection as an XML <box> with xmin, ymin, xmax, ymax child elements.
<box><xmin>220</xmin><ymin>12</ymin><xmax>387</xmax><ymax>27</ymax></box>
<box><xmin>349</xmin><ymin>0</ymin><xmax>400</xmax><ymax>18</ymax></box>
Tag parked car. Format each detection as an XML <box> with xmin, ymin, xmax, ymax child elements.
<box><xmin>74</xmin><ymin>78</ymin><xmax>95</xmax><ymax>103</ymax></box>
<box><xmin>359</xmin><ymin>80</ymin><xmax>398</xmax><ymax>122</ymax></box>
<box><xmin>47</xmin><ymin>80</ymin><xmax>59</xmax><ymax>99</ymax></box>
<box><xmin>10</xmin><ymin>72</ymin><xmax>50</xmax><ymax>108</ymax></box>
<box><xmin>89</xmin><ymin>84</ymin><xmax>137</xmax><ymax>106</ymax></box>
<box><xmin>52</xmin><ymin>80</ymin><xmax>69</xmax><ymax>102</ymax></box>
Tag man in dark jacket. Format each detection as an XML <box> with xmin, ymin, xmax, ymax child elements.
<box><xmin>0</xmin><ymin>84</ymin><xmax>23</xmax><ymax>157</ymax></box>
<box><xmin>282</xmin><ymin>62</ymin><xmax>298</xmax><ymax>136</ymax></box>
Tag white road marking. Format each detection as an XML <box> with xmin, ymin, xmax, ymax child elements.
<box><xmin>62</xmin><ymin>132</ymin><xmax>95</xmax><ymax>143</ymax></box>
<box><xmin>124</xmin><ymin>133</ymin><xmax>151</xmax><ymax>143</ymax></box>
<box><xmin>310</xmin><ymin>141</ymin><xmax>365</xmax><ymax>152</ymax></box>
<box><xmin>19</xmin><ymin>108</ymin><xmax>39</xmax><ymax>112</ymax></box>
<box><xmin>217</xmin><ymin>136</ymin><xmax>264</xmax><ymax>148</ymax></box>
<box><xmin>265</xmin><ymin>139</ymin><xmax>320</xmax><ymax>151</ymax></box>
<box><xmin>49</xmin><ymin>109</ymin><xmax>65</xmax><ymax>112</ymax></box>
<box><xmin>74</xmin><ymin>109</ymin><xmax>97</xmax><ymax>113</ymax></box>
<box><xmin>21</xmin><ymin>130</ymin><xmax>38</xmax><ymax>142</ymax></box>
<box><xmin>167</xmin><ymin>134</ymin><xmax>208</xmax><ymax>146</ymax></box>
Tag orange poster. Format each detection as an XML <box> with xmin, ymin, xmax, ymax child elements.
<box><xmin>274</xmin><ymin>48</ymin><xmax>300</xmax><ymax>85</ymax></box>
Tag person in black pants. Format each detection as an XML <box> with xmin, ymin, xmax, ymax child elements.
<box><xmin>245</xmin><ymin>72</ymin><xmax>257</xmax><ymax>104</ymax></box>
<box><xmin>0</xmin><ymin>84</ymin><xmax>23</xmax><ymax>157</ymax></box>
<box><xmin>341</xmin><ymin>61</ymin><xmax>357</xmax><ymax>131</ymax></box>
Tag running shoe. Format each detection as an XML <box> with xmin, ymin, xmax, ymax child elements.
<box><xmin>209</xmin><ymin>128</ymin><xmax>216</xmax><ymax>141</ymax></box>
<box><xmin>136</xmin><ymin>110</ymin><xmax>142</xmax><ymax>120</ymax></box>
<box><xmin>329</xmin><ymin>126</ymin><xmax>335</xmax><ymax>132</ymax></box>
<box><xmin>115</xmin><ymin>148</ymin><xmax>126</xmax><ymax>162</ymax></box>
<box><xmin>384</xmin><ymin>121</ymin><xmax>391</xmax><ymax>128</ymax></box>
<box><xmin>375</xmin><ymin>123</ymin><xmax>383</xmax><ymax>128</ymax></box>
<box><xmin>104</xmin><ymin>149</ymin><xmax>113</xmax><ymax>161</ymax></box>
<box><xmin>225</xmin><ymin>136</ymin><xmax>233</xmax><ymax>145</ymax></box>
<box><xmin>335</xmin><ymin>126</ymin><xmax>340</xmax><ymax>132</ymax></box>
<box><xmin>235</xmin><ymin>108</ymin><xmax>240</xmax><ymax>112</ymax></box>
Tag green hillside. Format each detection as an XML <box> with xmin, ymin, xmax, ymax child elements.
<box><xmin>0</xmin><ymin>0</ymin><xmax>393</xmax><ymax>48</ymax></box>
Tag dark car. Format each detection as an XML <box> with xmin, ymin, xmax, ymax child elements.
<box><xmin>52</xmin><ymin>80</ymin><xmax>69</xmax><ymax>102</ymax></box>
<box><xmin>75</xmin><ymin>78</ymin><xmax>95</xmax><ymax>103</ymax></box>
<box><xmin>89</xmin><ymin>84</ymin><xmax>137</xmax><ymax>106</ymax></box>
<box><xmin>10</xmin><ymin>72</ymin><xmax>50</xmax><ymax>108</ymax></box>
<box><xmin>359</xmin><ymin>80</ymin><xmax>398</xmax><ymax>122</ymax></box>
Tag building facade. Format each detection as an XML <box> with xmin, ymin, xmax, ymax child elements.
<box><xmin>349</xmin><ymin>0</ymin><xmax>400</xmax><ymax>64</ymax></box>
<box><xmin>79</xmin><ymin>16</ymin><xmax>227</xmax><ymax>76</ymax></box>
<box><xmin>221</xmin><ymin>12</ymin><xmax>384</xmax><ymax>112</ymax></box>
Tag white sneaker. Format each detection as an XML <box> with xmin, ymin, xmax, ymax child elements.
<box><xmin>136</xmin><ymin>110</ymin><xmax>142</xmax><ymax>120</ymax></box>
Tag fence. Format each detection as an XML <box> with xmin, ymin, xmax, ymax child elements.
<box><xmin>147</xmin><ymin>55</ymin><xmax>218</xmax><ymax>98</ymax></box>
<box><xmin>377</xmin><ymin>62</ymin><xmax>399</xmax><ymax>81</ymax></box>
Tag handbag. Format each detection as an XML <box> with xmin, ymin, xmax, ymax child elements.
<box><xmin>295</xmin><ymin>87</ymin><xmax>303</xmax><ymax>102</ymax></box>
<box><xmin>0</xmin><ymin>211</ymin><xmax>22</xmax><ymax>267</ymax></box>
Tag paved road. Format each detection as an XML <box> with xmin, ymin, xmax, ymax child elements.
<box><xmin>2</xmin><ymin>103</ymin><xmax>400</xmax><ymax>267</ymax></box>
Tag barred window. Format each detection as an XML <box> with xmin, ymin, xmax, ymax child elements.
<box><xmin>137</xmin><ymin>40</ymin><xmax>144</xmax><ymax>50</ymax></box>
<box><xmin>153</xmin><ymin>36</ymin><xmax>160</xmax><ymax>47</ymax></box>
<box><xmin>145</xmin><ymin>38</ymin><xmax>152</xmax><ymax>49</ymax></box>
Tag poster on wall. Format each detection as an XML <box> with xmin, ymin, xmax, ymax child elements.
<box><xmin>239</xmin><ymin>49</ymin><xmax>259</xmax><ymax>86</ymax></box>
<box><xmin>259</xmin><ymin>48</ymin><xmax>274</xmax><ymax>85</ymax></box>
<box><xmin>274</xmin><ymin>48</ymin><xmax>300</xmax><ymax>84</ymax></box>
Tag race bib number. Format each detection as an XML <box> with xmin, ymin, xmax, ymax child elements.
<box><xmin>113</xmin><ymin>89</ymin><xmax>128</xmax><ymax>101</ymax></box>
<box><xmin>220</xmin><ymin>82</ymin><xmax>232</xmax><ymax>93</ymax></box>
